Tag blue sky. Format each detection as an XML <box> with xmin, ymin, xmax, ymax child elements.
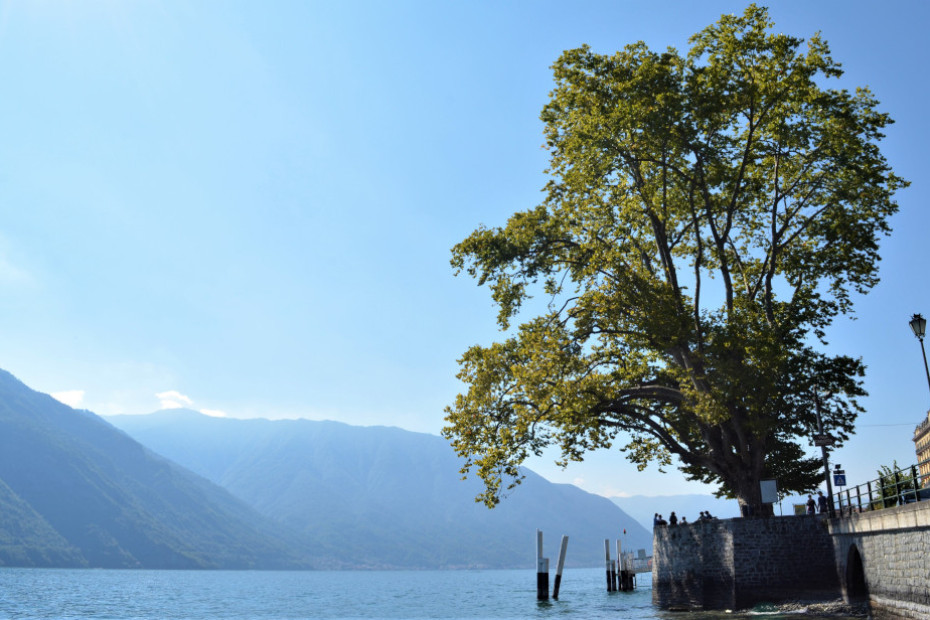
<box><xmin>1</xmin><ymin>1</ymin><xmax>928</xmax><ymax>499</ymax></box>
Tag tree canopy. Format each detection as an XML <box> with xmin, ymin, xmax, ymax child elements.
<box><xmin>442</xmin><ymin>5</ymin><xmax>906</xmax><ymax>512</ymax></box>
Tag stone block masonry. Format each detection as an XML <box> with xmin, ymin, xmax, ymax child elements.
<box><xmin>653</xmin><ymin>500</ymin><xmax>930</xmax><ymax>618</ymax></box>
<box><xmin>828</xmin><ymin>501</ymin><xmax>930</xmax><ymax>619</ymax></box>
<box><xmin>653</xmin><ymin>516</ymin><xmax>838</xmax><ymax>610</ymax></box>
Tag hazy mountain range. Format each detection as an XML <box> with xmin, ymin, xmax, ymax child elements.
<box><xmin>107</xmin><ymin>409</ymin><xmax>653</xmax><ymax>568</ymax></box>
<box><xmin>0</xmin><ymin>369</ymin><xmax>310</xmax><ymax>569</ymax></box>
<box><xmin>0</xmin><ymin>368</ymin><xmax>655</xmax><ymax>569</ymax></box>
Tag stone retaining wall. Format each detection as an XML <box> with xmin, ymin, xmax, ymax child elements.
<box><xmin>653</xmin><ymin>501</ymin><xmax>930</xmax><ymax>618</ymax></box>
<box><xmin>653</xmin><ymin>515</ymin><xmax>838</xmax><ymax>610</ymax></box>
<box><xmin>828</xmin><ymin>501</ymin><xmax>930</xmax><ymax>619</ymax></box>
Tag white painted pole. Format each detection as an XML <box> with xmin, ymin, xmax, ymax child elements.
<box><xmin>552</xmin><ymin>535</ymin><xmax>569</xmax><ymax>599</ymax></box>
<box><xmin>536</xmin><ymin>529</ymin><xmax>548</xmax><ymax>600</ymax></box>
<box><xmin>617</xmin><ymin>539</ymin><xmax>623</xmax><ymax>590</ymax></box>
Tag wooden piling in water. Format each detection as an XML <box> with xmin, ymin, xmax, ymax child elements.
<box><xmin>604</xmin><ymin>539</ymin><xmax>613</xmax><ymax>592</ymax></box>
<box><xmin>537</xmin><ymin>557</ymin><xmax>549</xmax><ymax>600</ymax></box>
<box><xmin>536</xmin><ymin>529</ymin><xmax>549</xmax><ymax>600</ymax></box>
<box><xmin>614</xmin><ymin>538</ymin><xmax>623</xmax><ymax>592</ymax></box>
<box><xmin>623</xmin><ymin>570</ymin><xmax>636</xmax><ymax>591</ymax></box>
<box><xmin>598</xmin><ymin>537</ymin><xmax>635</xmax><ymax>592</ymax></box>
<box><xmin>552</xmin><ymin>535</ymin><xmax>568</xmax><ymax>600</ymax></box>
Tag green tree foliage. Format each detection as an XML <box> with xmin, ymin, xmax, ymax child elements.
<box><xmin>874</xmin><ymin>462</ymin><xmax>916</xmax><ymax>509</ymax></box>
<box><xmin>443</xmin><ymin>5</ymin><xmax>906</xmax><ymax>512</ymax></box>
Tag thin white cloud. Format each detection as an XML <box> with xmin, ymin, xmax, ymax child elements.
<box><xmin>592</xmin><ymin>483</ymin><xmax>633</xmax><ymax>498</ymax></box>
<box><xmin>200</xmin><ymin>408</ymin><xmax>227</xmax><ymax>418</ymax></box>
<box><xmin>51</xmin><ymin>389</ymin><xmax>85</xmax><ymax>408</ymax></box>
<box><xmin>156</xmin><ymin>390</ymin><xmax>193</xmax><ymax>410</ymax></box>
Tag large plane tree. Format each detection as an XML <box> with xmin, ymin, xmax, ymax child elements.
<box><xmin>443</xmin><ymin>5</ymin><xmax>906</xmax><ymax>513</ymax></box>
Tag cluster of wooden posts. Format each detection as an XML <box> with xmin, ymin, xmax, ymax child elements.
<box><xmin>604</xmin><ymin>538</ymin><xmax>635</xmax><ymax>592</ymax></box>
<box><xmin>535</xmin><ymin>530</ymin><xmax>636</xmax><ymax>601</ymax></box>
<box><xmin>535</xmin><ymin>529</ymin><xmax>569</xmax><ymax>600</ymax></box>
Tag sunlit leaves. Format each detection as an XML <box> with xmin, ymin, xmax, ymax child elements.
<box><xmin>445</xmin><ymin>5</ymin><xmax>904</xmax><ymax>509</ymax></box>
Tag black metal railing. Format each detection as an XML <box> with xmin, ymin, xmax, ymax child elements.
<box><xmin>831</xmin><ymin>463</ymin><xmax>930</xmax><ymax>516</ymax></box>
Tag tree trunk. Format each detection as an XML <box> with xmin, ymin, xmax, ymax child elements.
<box><xmin>732</xmin><ymin>470</ymin><xmax>764</xmax><ymax>517</ymax></box>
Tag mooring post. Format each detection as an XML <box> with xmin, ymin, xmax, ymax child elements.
<box><xmin>616</xmin><ymin>537</ymin><xmax>635</xmax><ymax>591</ymax></box>
<box><xmin>552</xmin><ymin>535</ymin><xmax>568</xmax><ymax>599</ymax></box>
<box><xmin>537</xmin><ymin>557</ymin><xmax>549</xmax><ymax>600</ymax></box>
<box><xmin>616</xmin><ymin>539</ymin><xmax>622</xmax><ymax>590</ymax></box>
<box><xmin>536</xmin><ymin>529</ymin><xmax>548</xmax><ymax>600</ymax></box>
<box><xmin>603</xmin><ymin>539</ymin><xmax>613</xmax><ymax>592</ymax></box>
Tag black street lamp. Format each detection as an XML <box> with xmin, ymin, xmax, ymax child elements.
<box><xmin>909</xmin><ymin>313</ymin><xmax>930</xmax><ymax>397</ymax></box>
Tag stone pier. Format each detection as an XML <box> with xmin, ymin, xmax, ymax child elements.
<box><xmin>652</xmin><ymin>515</ymin><xmax>838</xmax><ymax>611</ymax></box>
<box><xmin>652</xmin><ymin>501</ymin><xmax>930</xmax><ymax>618</ymax></box>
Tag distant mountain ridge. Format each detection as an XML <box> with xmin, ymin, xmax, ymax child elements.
<box><xmin>0</xmin><ymin>370</ymin><xmax>313</xmax><ymax>568</ymax></box>
<box><xmin>108</xmin><ymin>409</ymin><xmax>654</xmax><ymax>568</ymax></box>
<box><xmin>0</xmin><ymin>366</ymin><xmax>654</xmax><ymax>569</ymax></box>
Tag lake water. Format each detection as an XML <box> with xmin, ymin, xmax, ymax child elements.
<box><xmin>0</xmin><ymin>567</ymin><xmax>861</xmax><ymax>619</ymax></box>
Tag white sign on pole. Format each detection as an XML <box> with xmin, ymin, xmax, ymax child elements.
<box><xmin>760</xmin><ymin>479</ymin><xmax>778</xmax><ymax>504</ymax></box>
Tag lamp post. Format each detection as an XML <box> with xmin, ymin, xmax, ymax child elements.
<box><xmin>909</xmin><ymin>313</ymin><xmax>930</xmax><ymax>397</ymax></box>
<box><xmin>814</xmin><ymin>393</ymin><xmax>836</xmax><ymax>518</ymax></box>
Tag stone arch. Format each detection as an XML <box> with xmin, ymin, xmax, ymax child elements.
<box><xmin>844</xmin><ymin>544</ymin><xmax>868</xmax><ymax>602</ymax></box>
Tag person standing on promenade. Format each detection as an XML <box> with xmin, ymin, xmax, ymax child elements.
<box><xmin>817</xmin><ymin>491</ymin><xmax>828</xmax><ymax>515</ymax></box>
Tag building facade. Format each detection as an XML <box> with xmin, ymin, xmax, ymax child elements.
<box><xmin>914</xmin><ymin>411</ymin><xmax>930</xmax><ymax>482</ymax></box>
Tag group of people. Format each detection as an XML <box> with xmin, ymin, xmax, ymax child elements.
<box><xmin>806</xmin><ymin>491</ymin><xmax>829</xmax><ymax>515</ymax></box>
<box><xmin>653</xmin><ymin>510</ymin><xmax>715</xmax><ymax>527</ymax></box>
<box><xmin>653</xmin><ymin>494</ymin><xmax>832</xmax><ymax>525</ymax></box>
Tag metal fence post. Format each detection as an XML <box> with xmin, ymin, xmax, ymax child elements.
<box><xmin>825</xmin><ymin>461</ymin><xmax>930</xmax><ymax>515</ymax></box>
